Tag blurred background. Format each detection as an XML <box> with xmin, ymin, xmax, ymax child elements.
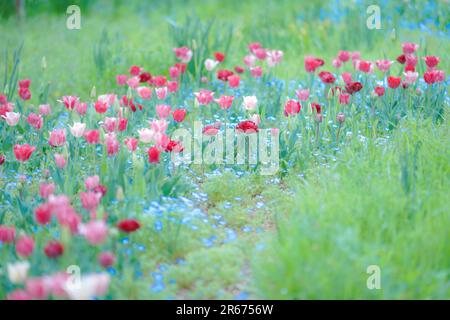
<box><xmin>0</xmin><ymin>0</ymin><xmax>449</xmax><ymax>101</ymax></box>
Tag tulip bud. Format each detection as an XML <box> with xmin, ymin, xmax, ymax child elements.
<box><xmin>336</xmin><ymin>113</ymin><xmax>345</xmax><ymax>123</ymax></box>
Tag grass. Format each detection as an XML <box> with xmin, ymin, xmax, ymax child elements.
<box><xmin>253</xmin><ymin>116</ymin><xmax>450</xmax><ymax>299</ymax></box>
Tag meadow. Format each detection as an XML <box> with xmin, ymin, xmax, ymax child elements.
<box><xmin>0</xmin><ymin>0</ymin><xmax>449</xmax><ymax>300</ymax></box>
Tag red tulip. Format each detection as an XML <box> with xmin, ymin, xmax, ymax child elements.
<box><xmin>387</xmin><ymin>76</ymin><xmax>401</xmax><ymax>89</ymax></box>
<box><xmin>236</xmin><ymin>120</ymin><xmax>258</xmax><ymax>133</ymax></box>
<box><xmin>318</xmin><ymin>71</ymin><xmax>336</xmax><ymax>84</ymax></box>
<box><xmin>44</xmin><ymin>241</ymin><xmax>64</xmax><ymax>258</ymax></box>
<box><xmin>345</xmin><ymin>82</ymin><xmax>363</xmax><ymax>94</ymax></box>
<box><xmin>374</xmin><ymin>86</ymin><xmax>386</xmax><ymax>97</ymax></box>
<box><xmin>35</xmin><ymin>203</ymin><xmax>52</xmax><ymax>225</ymax></box>
<box><xmin>172</xmin><ymin>109</ymin><xmax>187</xmax><ymax>123</ymax></box>
<box><xmin>148</xmin><ymin>146</ymin><xmax>161</xmax><ymax>163</ymax></box>
<box><xmin>214</xmin><ymin>52</ymin><xmax>225</xmax><ymax>62</ymax></box>
<box><xmin>0</xmin><ymin>225</ymin><xmax>15</xmax><ymax>243</ymax></box>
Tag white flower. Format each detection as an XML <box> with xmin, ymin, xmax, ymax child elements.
<box><xmin>204</xmin><ymin>59</ymin><xmax>219</xmax><ymax>71</ymax></box>
<box><xmin>69</xmin><ymin>122</ymin><xmax>86</xmax><ymax>138</ymax></box>
<box><xmin>242</xmin><ymin>96</ymin><xmax>258</xmax><ymax>111</ymax></box>
<box><xmin>7</xmin><ymin>261</ymin><xmax>30</xmax><ymax>284</ymax></box>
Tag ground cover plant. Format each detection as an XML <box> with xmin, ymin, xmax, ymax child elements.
<box><xmin>0</xmin><ymin>0</ymin><xmax>449</xmax><ymax>300</ymax></box>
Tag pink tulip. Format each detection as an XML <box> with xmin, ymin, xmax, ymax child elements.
<box><xmin>194</xmin><ymin>89</ymin><xmax>214</xmax><ymax>105</ymax></box>
<box><xmin>61</xmin><ymin>96</ymin><xmax>79</xmax><ymax>110</ymax></box>
<box><xmin>0</xmin><ymin>225</ymin><xmax>15</xmax><ymax>243</ymax></box>
<box><xmin>167</xmin><ymin>81</ymin><xmax>179</xmax><ymax>93</ymax></box>
<box><xmin>27</xmin><ymin>113</ymin><xmax>43</xmax><ymax>129</ymax></box>
<box><xmin>16</xmin><ymin>236</ymin><xmax>35</xmax><ymax>257</ymax></box>
<box><xmin>295</xmin><ymin>89</ymin><xmax>310</xmax><ymax>101</ymax></box>
<box><xmin>250</xmin><ymin>66</ymin><xmax>263</xmax><ymax>77</ymax></box>
<box><xmin>375</xmin><ymin>59</ymin><xmax>394</xmax><ymax>73</ymax></box>
<box><xmin>215</xmin><ymin>95</ymin><xmax>234</xmax><ymax>110</ymax></box>
<box><xmin>156</xmin><ymin>104</ymin><xmax>172</xmax><ymax>119</ymax></box>
<box><xmin>116</xmin><ymin>74</ymin><xmax>128</xmax><ymax>86</ymax></box>
<box><xmin>39</xmin><ymin>183</ymin><xmax>55</xmax><ymax>199</ymax></box>
<box><xmin>173</xmin><ymin>46</ymin><xmax>192</xmax><ymax>63</ymax></box>
<box><xmin>127</xmin><ymin>76</ymin><xmax>140</xmax><ymax>89</ymax></box>
<box><xmin>266</xmin><ymin>50</ymin><xmax>283</xmax><ymax>67</ymax></box>
<box><xmin>2</xmin><ymin>111</ymin><xmax>20</xmax><ymax>126</ymax></box>
<box><xmin>75</xmin><ymin>102</ymin><xmax>87</xmax><ymax>115</ymax></box>
<box><xmin>85</xmin><ymin>175</ymin><xmax>100</xmax><ymax>190</ymax></box>
<box><xmin>155</xmin><ymin>87</ymin><xmax>168</xmax><ymax>100</ymax></box>
<box><xmin>228</xmin><ymin>75</ymin><xmax>240</xmax><ymax>88</ymax></box>
<box><xmin>103</xmin><ymin>117</ymin><xmax>118</xmax><ymax>132</ymax></box>
<box><xmin>39</xmin><ymin>104</ymin><xmax>51</xmax><ymax>115</ymax></box>
<box><xmin>402</xmin><ymin>42</ymin><xmax>419</xmax><ymax>54</ymax></box>
<box><xmin>80</xmin><ymin>191</ymin><xmax>101</xmax><ymax>211</ymax></box>
<box><xmin>124</xmin><ymin>137</ymin><xmax>138</xmax><ymax>151</ymax></box>
<box><xmin>172</xmin><ymin>109</ymin><xmax>187</xmax><ymax>123</ymax></box>
<box><xmin>98</xmin><ymin>252</ymin><xmax>116</xmax><ymax>268</ymax></box>
<box><xmin>54</xmin><ymin>153</ymin><xmax>67</xmax><ymax>169</ymax></box>
<box><xmin>337</xmin><ymin>50</ymin><xmax>350</xmax><ymax>62</ymax></box>
<box><xmin>105</xmin><ymin>133</ymin><xmax>119</xmax><ymax>156</ymax></box>
<box><xmin>137</xmin><ymin>86</ymin><xmax>152</xmax><ymax>100</ymax></box>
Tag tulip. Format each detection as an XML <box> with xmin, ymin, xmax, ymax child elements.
<box><xmin>49</xmin><ymin>129</ymin><xmax>66</xmax><ymax>147</ymax></box>
<box><xmin>215</xmin><ymin>95</ymin><xmax>234</xmax><ymax>110</ymax></box>
<box><xmin>242</xmin><ymin>96</ymin><xmax>258</xmax><ymax>111</ymax></box>
<box><xmin>284</xmin><ymin>99</ymin><xmax>301</xmax><ymax>116</ymax></box>
<box><xmin>173</xmin><ymin>46</ymin><xmax>192</xmax><ymax>63</ymax></box>
<box><xmin>13</xmin><ymin>144</ymin><xmax>35</xmax><ymax>162</ymax></box>
<box><xmin>228</xmin><ymin>74</ymin><xmax>240</xmax><ymax>88</ymax></box>
<box><xmin>84</xmin><ymin>130</ymin><xmax>100</xmax><ymax>144</ymax></box>
<box><xmin>0</xmin><ymin>225</ymin><xmax>15</xmax><ymax>243</ymax></box>
<box><xmin>137</xmin><ymin>86</ymin><xmax>152</xmax><ymax>100</ymax></box>
<box><xmin>54</xmin><ymin>153</ymin><xmax>67</xmax><ymax>169</ymax></box>
<box><xmin>148</xmin><ymin>146</ymin><xmax>161</xmax><ymax>163</ymax></box>
<box><xmin>27</xmin><ymin>113</ymin><xmax>43</xmax><ymax>129</ymax></box>
<box><xmin>156</xmin><ymin>104</ymin><xmax>172</xmax><ymax>119</ymax></box>
<box><xmin>16</xmin><ymin>236</ymin><xmax>35</xmax><ymax>258</ymax></box>
<box><xmin>117</xmin><ymin>219</ymin><xmax>141</xmax><ymax>232</ymax></box>
<box><xmin>64</xmin><ymin>273</ymin><xmax>110</xmax><ymax>300</ymax></box>
<box><xmin>124</xmin><ymin>137</ymin><xmax>138</xmax><ymax>151</ymax></box>
<box><xmin>98</xmin><ymin>252</ymin><xmax>116</xmax><ymax>268</ymax></box>
<box><xmin>35</xmin><ymin>203</ymin><xmax>52</xmax><ymax>225</ymax></box>
<box><xmin>39</xmin><ymin>183</ymin><xmax>55</xmax><ymax>198</ymax></box>
<box><xmin>69</xmin><ymin>122</ymin><xmax>86</xmax><ymax>137</ymax></box>
<box><xmin>44</xmin><ymin>241</ymin><xmax>64</xmax><ymax>258</ymax></box>
<box><xmin>205</xmin><ymin>59</ymin><xmax>219</xmax><ymax>71</ymax></box>
<box><xmin>79</xmin><ymin>220</ymin><xmax>108</xmax><ymax>245</ymax></box>
<box><xmin>61</xmin><ymin>96</ymin><xmax>79</xmax><ymax>110</ymax></box>
<box><xmin>172</xmin><ymin>109</ymin><xmax>187</xmax><ymax>123</ymax></box>
<box><xmin>155</xmin><ymin>87</ymin><xmax>168</xmax><ymax>100</ymax></box>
